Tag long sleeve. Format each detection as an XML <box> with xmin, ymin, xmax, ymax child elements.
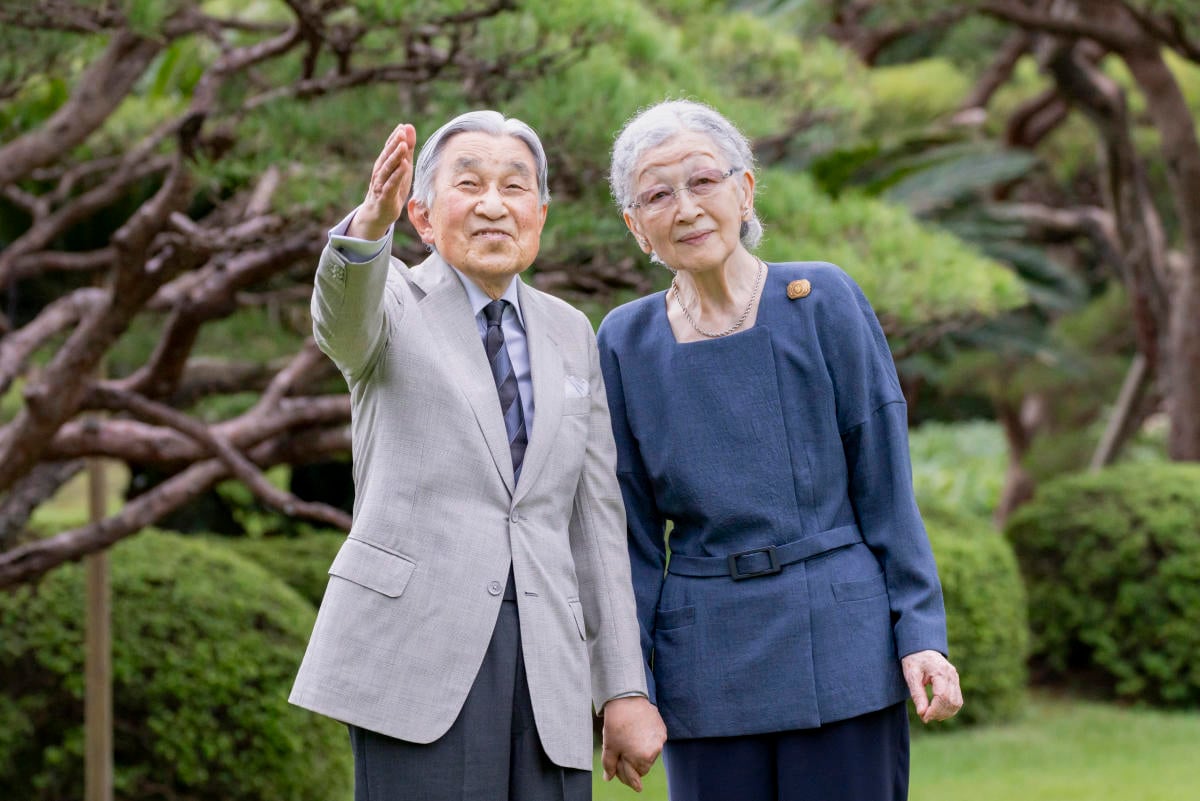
<box><xmin>597</xmin><ymin>328</ymin><xmax>667</xmax><ymax>706</ymax></box>
<box><xmin>830</xmin><ymin>270</ymin><xmax>948</xmax><ymax>658</ymax></box>
<box><xmin>567</xmin><ymin>324</ymin><xmax>649</xmax><ymax>710</ymax></box>
<box><xmin>311</xmin><ymin>209</ymin><xmax>401</xmax><ymax>382</ymax></box>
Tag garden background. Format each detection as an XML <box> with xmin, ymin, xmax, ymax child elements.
<box><xmin>1</xmin><ymin>1</ymin><xmax>1198</xmax><ymax>799</ymax></box>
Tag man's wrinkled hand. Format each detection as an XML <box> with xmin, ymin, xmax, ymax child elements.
<box><xmin>600</xmin><ymin>696</ymin><xmax>666</xmax><ymax>792</ymax></box>
<box><xmin>347</xmin><ymin>122</ymin><xmax>416</xmax><ymax>241</ymax></box>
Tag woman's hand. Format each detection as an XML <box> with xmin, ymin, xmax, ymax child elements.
<box><xmin>346</xmin><ymin>122</ymin><xmax>417</xmax><ymax>241</ymax></box>
<box><xmin>901</xmin><ymin>649</ymin><xmax>963</xmax><ymax>723</ymax></box>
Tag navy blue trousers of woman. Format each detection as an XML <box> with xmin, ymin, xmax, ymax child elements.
<box><xmin>663</xmin><ymin>702</ymin><xmax>909</xmax><ymax>801</ymax></box>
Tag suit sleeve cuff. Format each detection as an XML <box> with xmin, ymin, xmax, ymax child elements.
<box><xmin>329</xmin><ymin>208</ymin><xmax>392</xmax><ymax>263</ymax></box>
<box><xmin>600</xmin><ymin>691</ymin><xmax>649</xmax><ymax>712</ymax></box>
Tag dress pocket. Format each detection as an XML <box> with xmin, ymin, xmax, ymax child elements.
<box><xmin>655</xmin><ymin>605</ymin><xmax>696</xmax><ymax>631</ymax></box>
<box><xmin>327</xmin><ymin>537</ymin><xmax>416</xmax><ymax>598</ymax></box>
<box><xmin>831</xmin><ymin>572</ymin><xmax>887</xmax><ymax>603</ymax></box>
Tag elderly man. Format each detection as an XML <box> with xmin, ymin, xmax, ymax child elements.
<box><xmin>289</xmin><ymin>111</ymin><xmax>666</xmax><ymax>801</ymax></box>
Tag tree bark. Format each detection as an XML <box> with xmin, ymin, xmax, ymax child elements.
<box><xmin>1121</xmin><ymin>47</ymin><xmax>1200</xmax><ymax>459</ymax></box>
<box><xmin>1044</xmin><ymin>42</ymin><xmax>1170</xmax><ymax>372</ymax></box>
<box><xmin>0</xmin><ymin>30</ymin><xmax>163</xmax><ymax>187</ymax></box>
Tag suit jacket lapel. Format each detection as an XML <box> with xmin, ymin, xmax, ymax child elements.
<box><xmin>514</xmin><ymin>281</ymin><xmax>563</xmax><ymax>506</ymax></box>
<box><xmin>411</xmin><ymin>253</ymin><xmax>516</xmax><ymax>495</ymax></box>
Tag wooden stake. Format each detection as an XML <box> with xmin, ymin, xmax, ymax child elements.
<box><xmin>85</xmin><ymin>456</ymin><xmax>112</xmax><ymax>801</ymax></box>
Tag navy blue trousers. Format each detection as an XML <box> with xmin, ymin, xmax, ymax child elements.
<box><xmin>347</xmin><ymin>577</ymin><xmax>590</xmax><ymax>801</ymax></box>
<box><xmin>663</xmin><ymin>702</ymin><xmax>910</xmax><ymax>801</ymax></box>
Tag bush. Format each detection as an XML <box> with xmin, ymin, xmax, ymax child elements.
<box><xmin>219</xmin><ymin>531</ymin><xmax>345</xmax><ymax>607</ymax></box>
<box><xmin>0</xmin><ymin>530</ymin><xmax>352</xmax><ymax>800</ymax></box>
<box><xmin>909</xmin><ymin>420</ymin><xmax>1007</xmax><ymax>521</ymax></box>
<box><xmin>919</xmin><ymin>505</ymin><xmax>1029</xmax><ymax>729</ymax></box>
<box><xmin>1005</xmin><ymin>463</ymin><xmax>1200</xmax><ymax>707</ymax></box>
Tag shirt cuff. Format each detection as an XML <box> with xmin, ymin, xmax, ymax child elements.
<box><xmin>601</xmin><ymin>691</ymin><xmax>648</xmax><ymax>711</ymax></box>
<box><xmin>329</xmin><ymin>208</ymin><xmax>392</xmax><ymax>264</ymax></box>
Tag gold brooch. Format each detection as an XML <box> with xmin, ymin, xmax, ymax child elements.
<box><xmin>786</xmin><ymin>279</ymin><xmax>811</xmax><ymax>300</ymax></box>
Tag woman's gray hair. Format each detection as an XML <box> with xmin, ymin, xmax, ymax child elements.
<box><xmin>412</xmin><ymin>110</ymin><xmax>550</xmax><ymax>207</ymax></box>
<box><xmin>610</xmin><ymin>99</ymin><xmax>762</xmax><ymax>250</ymax></box>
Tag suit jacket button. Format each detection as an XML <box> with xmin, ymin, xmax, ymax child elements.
<box><xmin>488</xmin><ymin>581</ymin><xmax>503</xmax><ymax>596</ymax></box>
<box><xmin>510</xmin><ymin>511</ymin><xmax>520</xmax><ymax>523</ymax></box>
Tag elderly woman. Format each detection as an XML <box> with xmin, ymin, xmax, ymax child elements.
<box><xmin>596</xmin><ymin>99</ymin><xmax>962</xmax><ymax>801</ymax></box>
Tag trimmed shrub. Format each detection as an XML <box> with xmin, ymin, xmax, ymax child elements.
<box><xmin>919</xmin><ymin>505</ymin><xmax>1029</xmax><ymax>729</ymax></box>
<box><xmin>1005</xmin><ymin>463</ymin><xmax>1200</xmax><ymax>707</ymax></box>
<box><xmin>219</xmin><ymin>531</ymin><xmax>344</xmax><ymax>607</ymax></box>
<box><xmin>0</xmin><ymin>530</ymin><xmax>352</xmax><ymax>800</ymax></box>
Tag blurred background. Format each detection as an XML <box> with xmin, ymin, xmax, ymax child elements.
<box><xmin>1</xmin><ymin>1</ymin><xmax>1198</xmax><ymax>799</ymax></box>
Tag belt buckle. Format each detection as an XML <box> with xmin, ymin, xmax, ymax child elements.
<box><xmin>727</xmin><ymin>545</ymin><xmax>781</xmax><ymax>580</ymax></box>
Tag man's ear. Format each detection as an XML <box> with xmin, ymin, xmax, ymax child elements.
<box><xmin>623</xmin><ymin>211</ymin><xmax>652</xmax><ymax>254</ymax></box>
<box><xmin>408</xmin><ymin>197</ymin><xmax>436</xmax><ymax>245</ymax></box>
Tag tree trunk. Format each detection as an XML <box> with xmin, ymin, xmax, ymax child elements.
<box><xmin>994</xmin><ymin>395</ymin><xmax>1043</xmax><ymax>528</ymax></box>
<box><xmin>1122</xmin><ymin>47</ymin><xmax>1200</xmax><ymax>459</ymax></box>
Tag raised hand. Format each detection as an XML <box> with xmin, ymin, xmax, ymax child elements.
<box><xmin>346</xmin><ymin>122</ymin><xmax>417</xmax><ymax>241</ymax></box>
<box><xmin>901</xmin><ymin>649</ymin><xmax>963</xmax><ymax>723</ymax></box>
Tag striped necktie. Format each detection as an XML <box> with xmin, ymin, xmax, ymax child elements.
<box><xmin>482</xmin><ymin>299</ymin><xmax>528</xmax><ymax>480</ymax></box>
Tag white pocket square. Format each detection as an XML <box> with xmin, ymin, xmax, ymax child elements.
<box><xmin>564</xmin><ymin>375</ymin><xmax>589</xmax><ymax>398</ymax></box>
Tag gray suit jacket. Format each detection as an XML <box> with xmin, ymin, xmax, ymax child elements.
<box><xmin>290</xmin><ymin>240</ymin><xmax>646</xmax><ymax>770</ymax></box>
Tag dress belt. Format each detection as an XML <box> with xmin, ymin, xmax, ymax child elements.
<box><xmin>666</xmin><ymin>524</ymin><xmax>863</xmax><ymax>580</ymax></box>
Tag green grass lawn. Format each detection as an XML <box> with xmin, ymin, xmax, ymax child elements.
<box><xmin>592</xmin><ymin>695</ymin><xmax>1200</xmax><ymax>800</ymax></box>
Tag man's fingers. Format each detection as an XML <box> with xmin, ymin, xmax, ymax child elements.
<box><xmin>377</xmin><ymin>143</ymin><xmax>412</xmax><ymax>197</ymax></box>
<box><xmin>372</xmin><ymin>122</ymin><xmax>408</xmax><ymax>174</ymax></box>
<box><xmin>616</xmin><ymin>756</ymin><xmax>643</xmax><ymax>792</ymax></box>
<box><xmin>600</xmin><ymin>742</ymin><xmax>618</xmax><ymax>782</ymax></box>
<box><xmin>372</xmin><ymin>124</ymin><xmax>416</xmax><ymax>190</ymax></box>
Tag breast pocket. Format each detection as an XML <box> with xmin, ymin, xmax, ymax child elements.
<box><xmin>328</xmin><ymin>537</ymin><xmax>416</xmax><ymax>598</ymax></box>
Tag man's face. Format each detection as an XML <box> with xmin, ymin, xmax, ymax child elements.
<box><xmin>408</xmin><ymin>132</ymin><xmax>548</xmax><ymax>294</ymax></box>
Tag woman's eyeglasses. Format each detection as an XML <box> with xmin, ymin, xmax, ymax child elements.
<box><xmin>628</xmin><ymin>167</ymin><xmax>740</xmax><ymax>215</ymax></box>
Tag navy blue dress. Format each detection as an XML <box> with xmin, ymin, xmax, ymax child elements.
<box><xmin>596</xmin><ymin>262</ymin><xmax>947</xmax><ymax>744</ymax></box>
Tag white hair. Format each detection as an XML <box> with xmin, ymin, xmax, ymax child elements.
<box><xmin>411</xmin><ymin>110</ymin><xmax>550</xmax><ymax>207</ymax></box>
<box><xmin>610</xmin><ymin>99</ymin><xmax>762</xmax><ymax>249</ymax></box>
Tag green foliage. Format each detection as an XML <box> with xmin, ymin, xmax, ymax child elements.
<box><xmin>107</xmin><ymin>307</ymin><xmax>304</xmax><ymax>386</ymax></box>
<box><xmin>883</xmin><ymin>147</ymin><xmax>1039</xmax><ymax>216</ymax></box>
<box><xmin>0</xmin><ymin>531</ymin><xmax>352</xmax><ymax>800</ymax></box>
<box><xmin>909</xmin><ymin>420</ymin><xmax>1007</xmax><ymax>520</ymax></box>
<box><xmin>861</xmin><ymin>59</ymin><xmax>969</xmax><ymax>139</ymax></box>
<box><xmin>920</xmin><ymin>504</ymin><xmax>1029</xmax><ymax>729</ymax></box>
<box><xmin>754</xmin><ymin>168</ymin><xmax>1025</xmax><ymax>330</ymax></box>
<box><xmin>1005</xmin><ymin>463</ymin><xmax>1200</xmax><ymax>707</ymax></box>
<box><xmin>219</xmin><ymin>530</ymin><xmax>345</xmax><ymax>607</ymax></box>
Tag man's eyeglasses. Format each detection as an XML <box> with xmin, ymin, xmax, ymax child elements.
<box><xmin>628</xmin><ymin>167</ymin><xmax>740</xmax><ymax>215</ymax></box>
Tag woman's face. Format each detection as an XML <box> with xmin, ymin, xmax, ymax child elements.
<box><xmin>622</xmin><ymin>131</ymin><xmax>754</xmax><ymax>275</ymax></box>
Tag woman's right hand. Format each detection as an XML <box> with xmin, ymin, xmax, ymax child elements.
<box><xmin>346</xmin><ymin>122</ymin><xmax>417</xmax><ymax>241</ymax></box>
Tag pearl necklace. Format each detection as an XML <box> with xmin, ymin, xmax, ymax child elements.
<box><xmin>670</xmin><ymin>259</ymin><xmax>766</xmax><ymax>338</ymax></box>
